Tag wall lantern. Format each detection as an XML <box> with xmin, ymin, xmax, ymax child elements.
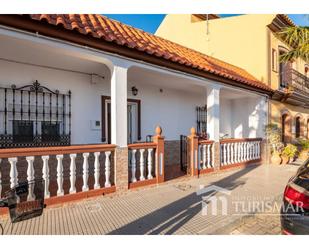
<box><xmin>131</xmin><ymin>86</ymin><xmax>138</xmax><ymax>96</ymax></box>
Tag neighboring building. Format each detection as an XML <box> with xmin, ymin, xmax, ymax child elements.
<box><xmin>0</xmin><ymin>15</ymin><xmax>270</xmax><ymax>205</ymax></box>
<box><xmin>156</xmin><ymin>14</ymin><xmax>309</xmax><ymax>143</ymax></box>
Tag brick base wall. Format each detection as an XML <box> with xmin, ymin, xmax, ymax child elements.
<box><xmin>114</xmin><ymin>147</ymin><xmax>128</xmax><ymax>192</ymax></box>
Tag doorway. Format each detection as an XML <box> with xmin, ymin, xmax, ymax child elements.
<box><xmin>101</xmin><ymin>96</ymin><xmax>141</xmax><ymax>144</ymax></box>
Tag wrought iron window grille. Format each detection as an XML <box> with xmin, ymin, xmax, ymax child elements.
<box><xmin>0</xmin><ymin>80</ymin><xmax>71</xmax><ymax>148</ymax></box>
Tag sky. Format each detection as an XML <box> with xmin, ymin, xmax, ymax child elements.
<box><xmin>104</xmin><ymin>14</ymin><xmax>309</xmax><ymax>34</ymax></box>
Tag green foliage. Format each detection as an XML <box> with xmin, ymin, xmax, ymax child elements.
<box><xmin>297</xmin><ymin>139</ymin><xmax>309</xmax><ymax>150</ymax></box>
<box><xmin>279</xmin><ymin>26</ymin><xmax>309</xmax><ymax>62</ymax></box>
<box><xmin>282</xmin><ymin>143</ymin><xmax>298</xmax><ymax>158</ymax></box>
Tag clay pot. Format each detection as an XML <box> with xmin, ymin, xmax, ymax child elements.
<box><xmin>281</xmin><ymin>155</ymin><xmax>290</xmax><ymax>165</ymax></box>
<box><xmin>271</xmin><ymin>152</ymin><xmax>282</xmax><ymax>165</ymax></box>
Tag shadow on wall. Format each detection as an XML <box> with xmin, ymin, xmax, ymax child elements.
<box><xmin>108</xmin><ymin>164</ymin><xmax>258</xmax><ymax>235</ymax></box>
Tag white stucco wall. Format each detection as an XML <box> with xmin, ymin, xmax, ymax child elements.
<box><xmin>0</xmin><ymin>60</ymin><xmax>110</xmax><ymax>145</ymax></box>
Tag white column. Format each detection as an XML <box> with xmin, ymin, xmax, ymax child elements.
<box><xmin>207</xmin><ymin>85</ymin><xmax>221</xmax><ymax>142</ymax></box>
<box><xmin>26</xmin><ymin>156</ymin><xmax>35</xmax><ymax>201</ymax></box>
<box><xmin>82</xmin><ymin>153</ymin><xmax>89</xmax><ymax>192</ymax></box>
<box><xmin>69</xmin><ymin>154</ymin><xmax>77</xmax><ymax>194</ymax></box>
<box><xmin>56</xmin><ymin>155</ymin><xmax>64</xmax><ymax>196</ymax></box>
<box><xmin>130</xmin><ymin>149</ymin><xmax>137</xmax><ymax>183</ymax></box>
<box><xmin>94</xmin><ymin>152</ymin><xmax>101</xmax><ymax>189</ymax></box>
<box><xmin>42</xmin><ymin>156</ymin><xmax>50</xmax><ymax>198</ymax></box>
<box><xmin>139</xmin><ymin>149</ymin><xmax>145</xmax><ymax>181</ymax></box>
<box><xmin>111</xmin><ymin>65</ymin><xmax>128</xmax><ymax>147</ymax></box>
<box><xmin>104</xmin><ymin>151</ymin><xmax>111</xmax><ymax>187</ymax></box>
<box><xmin>9</xmin><ymin>157</ymin><xmax>18</xmax><ymax>189</ymax></box>
<box><xmin>147</xmin><ymin>148</ymin><xmax>153</xmax><ymax>179</ymax></box>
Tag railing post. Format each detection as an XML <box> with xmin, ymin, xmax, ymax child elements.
<box><xmin>42</xmin><ymin>155</ymin><xmax>50</xmax><ymax>198</ymax></box>
<box><xmin>69</xmin><ymin>154</ymin><xmax>77</xmax><ymax>194</ymax></box>
<box><xmin>104</xmin><ymin>151</ymin><xmax>111</xmax><ymax>188</ymax></box>
<box><xmin>130</xmin><ymin>149</ymin><xmax>137</xmax><ymax>183</ymax></box>
<box><xmin>153</xmin><ymin>126</ymin><xmax>165</xmax><ymax>183</ymax></box>
<box><xmin>139</xmin><ymin>149</ymin><xmax>145</xmax><ymax>181</ymax></box>
<box><xmin>82</xmin><ymin>153</ymin><xmax>89</xmax><ymax>191</ymax></box>
<box><xmin>94</xmin><ymin>152</ymin><xmax>101</xmax><ymax>189</ymax></box>
<box><xmin>188</xmin><ymin>127</ymin><xmax>198</xmax><ymax>176</ymax></box>
<box><xmin>8</xmin><ymin>157</ymin><xmax>18</xmax><ymax>189</ymax></box>
<box><xmin>26</xmin><ymin>156</ymin><xmax>35</xmax><ymax>201</ymax></box>
<box><xmin>56</xmin><ymin>154</ymin><xmax>64</xmax><ymax>196</ymax></box>
<box><xmin>147</xmin><ymin>148</ymin><xmax>153</xmax><ymax>179</ymax></box>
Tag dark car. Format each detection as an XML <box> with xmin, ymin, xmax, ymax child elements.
<box><xmin>281</xmin><ymin>158</ymin><xmax>309</xmax><ymax>235</ymax></box>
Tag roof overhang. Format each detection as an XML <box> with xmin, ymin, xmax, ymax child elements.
<box><xmin>0</xmin><ymin>15</ymin><xmax>273</xmax><ymax>96</ymax></box>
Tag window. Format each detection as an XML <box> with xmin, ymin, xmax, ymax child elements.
<box><xmin>295</xmin><ymin>117</ymin><xmax>301</xmax><ymax>138</ymax></box>
<box><xmin>272</xmin><ymin>49</ymin><xmax>278</xmax><ymax>72</ymax></box>
<box><xmin>42</xmin><ymin>122</ymin><xmax>60</xmax><ymax>142</ymax></box>
<box><xmin>13</xmin><ymin>120</ymin><xmax>34</xmax><ymax>143</ymax></box>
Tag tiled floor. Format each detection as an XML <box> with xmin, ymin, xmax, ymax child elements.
<box><xmin>0</xmin><ymin>163</ymin><xmax>300</xmax><ymax>235</ymax></box>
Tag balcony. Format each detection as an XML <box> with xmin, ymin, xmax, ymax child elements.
<box><xmin>273</xmin><ymin>68</ymin><xmax>309</xmax><ymax>107</ymax></box>
<box><xmin>280</xmin><ymin>68</ymin><xmax>309</xmax><ymax>94</ymax></box>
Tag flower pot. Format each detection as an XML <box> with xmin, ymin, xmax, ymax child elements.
<box><xmin>281</xmin><ymin>155</ymin><xmax>290</xmax><ymax>165</ymax></box>
<box><xmin>271</xmin><ymin>152</ymin><xmax>282</xmax><ymax>165</ymax></box>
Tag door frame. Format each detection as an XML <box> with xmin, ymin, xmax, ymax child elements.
<box><xmin>101</xmin><ymin>95</ymin><xmax>141</xmax><ymax>143</ymax></box>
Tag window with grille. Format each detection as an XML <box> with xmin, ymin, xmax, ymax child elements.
<box><xmin>0</xmin><ymin>80</ymin><xmax>71</xmax><ymax>148</ymax></box>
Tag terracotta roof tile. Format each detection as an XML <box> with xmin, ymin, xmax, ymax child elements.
<box><xmin>25</xmin><ymin>14</ymin><xmax>271</xmax><ymax>92</ymax></box>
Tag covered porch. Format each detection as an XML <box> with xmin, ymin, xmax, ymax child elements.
<box><xmin>0</xmin><ymin>23</ymin><xmax>267</xmax><ymax>208</ymax></box>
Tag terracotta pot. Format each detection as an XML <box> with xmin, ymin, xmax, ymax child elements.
<box><xmin>271</xmin><ymin>153</ymin><xmax>282</xmax><ymax>165</ymax></box>
<box><xmin>281</xmin><ymin>155</ymin><xmax>290</xmax><ymax>165</ymax></box>
<box><xmin>299</xmin><ymin>150</ymin><xmax>309</xmax><ymax>161</ymax></box>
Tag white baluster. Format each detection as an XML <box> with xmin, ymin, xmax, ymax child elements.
<box><xmin>42</xmin><ymin>156</ymin><xmax>50</xmax><ymax>198</ymax></box>
<box><xmin>8</xmin><ymin>157</ymin><xmax>18</xmax><ymax>189</ymax></box>
<box><xmin>82</xmin><ymin>153</ymin><xmax>89</xmax><ymax>191</ymax></box>
<box><xmin>230</xmin><ymin>143</ymin><xmax>234</xmax><ymax>164</ymax></box>
<box><xmin>0</xmin><ymin>159</ymin><xmax>2</xmax><ymax>198</ymax></box>
<box><xmin>237</xmin><ymin>143</ymin><xmax>241</xmax><ymax>163</ymax></box>
<box><xmin>139</xmin><ymin>149</ymin><xmax>145</xmax><ymax>181</ymax></box>
<box><xmin>223</xmin><ymin>144</ymin><xmax>227</xmax><ymax>165</ymax></box>
<box><xmin>257</xmin><ymin>141</ymin><xmax>261</xmax><ymax>159</ymax></box>
<box><xmin>147</xmin><ymin>148</ymin><xmax>153</xmax><ymax>179</ymax></box>
<box><xmin>93</xmin><ymin>152</ymin><xmax>101</xmax><ymax>189</ymax></box>
<box><xmin>202</xmin><ymin>145</ymin><xmax>207</xmax><ymax>169</ymax></box>
<box><xmin>227</xmin><ymin>143</ymin><xmax>231</xmax><ymax>165</ymax></box>
<box><xmin>56</xmin><ymin>154</ymin><xmax>64</xmax><ymax>196</ymax></box>
<box><xmin>69</xmin><ymin>154</ymin><xmax>77</xmax><ymax>194</ymax></box>
<box><xmin>131</xmin><ymin>149</ymin><xmax>137</xmax><ymax>183</ymax></box>
<box><xmin>253</xmin><ymin>142</ymin><xmax>257</xmax><ymax>159</ymax></box>
<box><xmin>104</xmin><ymin>151</ymin><xmax>111</xmax><ymax>187</ymax></box>
<box><xmin>26</xmin><ymin>156</ymin><xmax>35</xmax><ymax>201</ymax></box>
<box><xmin>207</xmin><ymin>144</ymin><xmax>211</xmax><ymax>168</ymax></box>
<box><xmin>246</xmin><ymin>142</ymin><xmax>249</xmax><ymax>161</ymax></box>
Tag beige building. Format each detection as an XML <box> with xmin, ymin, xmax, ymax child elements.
<box><xmin>156</xmin><ymin>14</ymin><xmax>309</xmax><ymax>143</ymax></box>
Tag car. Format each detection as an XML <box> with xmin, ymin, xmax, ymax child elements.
<box><xmin>281</xmin><ymin>158</ymin><xmax>309</xmax><ymax>235</ymax></box>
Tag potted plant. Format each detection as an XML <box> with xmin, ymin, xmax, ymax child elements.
<box><xmin>297</xmin><ymin>139</ymin><xmax>309</xmax><ymax>161</ymax></box>
<box><xmin>265</xmin><ymin>124</ymin><xmax>282</xmax><ymax>165</ymax></box>
<box><xmin>281</xmin><ymin>143</ymin><xmax>298</xmax><ymax>165</ymax></box>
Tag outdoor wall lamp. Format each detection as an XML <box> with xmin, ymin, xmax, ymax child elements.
<box><xmin>131</xmin><ymin>86</ymin><xmax>138</xmax><ymax>96</ymax></box>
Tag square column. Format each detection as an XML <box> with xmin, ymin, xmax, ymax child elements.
<box><xmin>207</xmin><ymin>85</ymin><xmax>221</xmax><ymax>142</ymax></box>
<box><xmin>111</xmin><ymin>65</ymin><xmax>128</xmax><ymax>147</ymax></box>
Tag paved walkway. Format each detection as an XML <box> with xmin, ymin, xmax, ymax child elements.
<box><xmin>0</xmin><ymin>163</ymin><xmax>300</xmax><ymax>235</ymax></box>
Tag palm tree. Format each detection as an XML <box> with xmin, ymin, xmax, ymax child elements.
<box><xmin>279</xmin><ymin>17</ymin><xmax>309</xmax><ymax>62</ymax></box>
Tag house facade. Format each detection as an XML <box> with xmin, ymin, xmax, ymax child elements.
<box><xmin>0</xmin><ymin>15</ymin><xmax>271</xmax><ymax>207</ymax></box>
<box><xmin>156</xmin><ymin>14</ymin><xmax>309</xmax><ymax>143</ymax></box>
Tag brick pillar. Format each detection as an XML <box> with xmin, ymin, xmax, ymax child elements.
<box><xmin>188</xmin><ymin>127</ymin><xmax>198</xmax><ymax>176</ymax></box>
<box><xmin>153</xmin><ymin>126</ymin><xmax>165</xmax><ymax>183</ymax></box>
<box><xmin>114</xmin><ymin>146</ymin><xmax>128</xmax><ymax>191</ymax></box>
<box><xmin>213</xmin><ymin>142</ymin><xmax>221</xmax><ymax>170</ymax></box>
<box><xmin>260</xmin><ymin>139</ymin><xmax>268</xmax><ymax>165</ymax></box>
